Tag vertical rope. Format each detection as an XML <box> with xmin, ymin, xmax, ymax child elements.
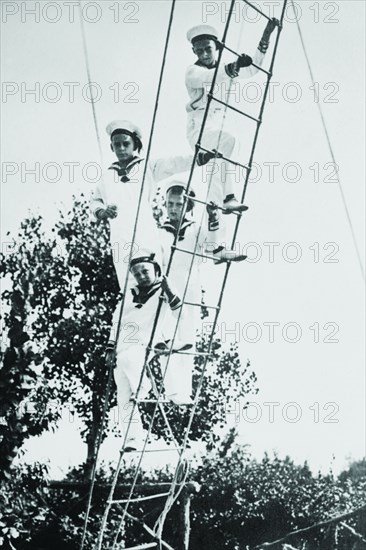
<box><xmin>290</xmin><ymin>0</ymin><xmax>365</xmax><ymax>283</ymax></box>
<box><xmin>77</xmin><ymin>3</ymin><xmax>108</xmax><ymax>548</ymax></box>
<box><xmin>91</xmin><ymin>1</ymin><xmax>288</xmax><ymax>547</ymax></box>
<box><xmin>95</xmin><ymin>2</ymin><xmax>179</xmax><ymax>548</ymax></box>
<box><xmin>154</xmin><ymin>0</ymin><xmax>289</xmax><ymax>541</ymax></box>
<box><xmin>78</xmin><ymin>1</ymin><xmax>104</xmax><ymax>167</ymax></box>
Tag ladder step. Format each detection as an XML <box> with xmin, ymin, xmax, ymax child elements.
<box><xmin>172</xmin><ymin>245</ymin><xmax>217</xmax><ymax>262</ymax></box>
<box><xmin>183</xmin><ymin>191</ymin><xmax>240</xmax><ymax>216</ymax></box>
<box><xmin>127</xmin><ymin>447</ymin><xmax>183</xmax><ymax>453</ymax></box>
<box><xmin>198</xmin><ymin>145</ymin><xmax>250</xmax><ymax>173</ymax></box>
<box><xmin>133</xmin><ymin>398</ymin><xmax>172</xmax><ymax>404</ymax></box>
<box><xmin>175</xmin><ymin>349</ymin><xmax>212</xmax><ymax>357</ymax></box>
<box><xmin>209</xmin><ymin>94</ymin><xmax>261</xmax><ymax>123</ymax></box>
<box><xmin>183</xmin><ymin>300</ymin><xmax>220</xmax><ymax>311</ymax></box>
<box><xmin>112</xmin><ymin>491</ymin><xmax>171</xmax><ymax>504</ymax></box>
<box><xmin>218</xmin><ymin>41</ymin><xmax>272</xmax><ymax>76</ymax></box>
<box><xmin>146</xmin><ymin>341</ymin><xmax>212</xmax><ymax>358</ymax></box>
<box><xmin>135</xmin><ymin>396</ymin><xmax>194</xmax><ymax>407</ymax></box>
<box><xmin>123</xmin><ymin>544</ymin><xmax>158</xmax><ymax>550</ymax></box>
<box><xmin>241</xmin><ymin>0</ymin><xmax>272</xmax><ymax>21</ymax></box>
<box><xmin>172</xmin><ymin>245</ymin><xmax>246</xmax><ymax>264</ymax></box>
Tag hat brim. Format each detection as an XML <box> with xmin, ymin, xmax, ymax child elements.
<box><xmin>191</xmin><ymin>34</ymin><xmax>218</xmax><ymax>45</ymax></box>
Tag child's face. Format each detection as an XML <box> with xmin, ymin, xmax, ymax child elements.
<box><xmin>192</xmin><ymin>38</ymin><xmax>217</xmax><ymax>67</ymax></box>
<box><xmin>111</xmin><ymin>133</ymin><xmax>135</xmax><ymax>163</ymax></box>
<box><xmin>166</xmin><ymin>190</ymin><xmax>185</xmax><ymax>222</ymax></box>
<box><xmin>130</xmin><ymin>262</ymin><xmax>157</xmax><ymax>287</ymax></box>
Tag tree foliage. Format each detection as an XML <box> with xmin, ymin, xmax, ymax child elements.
<box><xmin>190</xmin><ymin>435</ymin><xmax>366</xmax><ymax>549</ymax></box>
<box><xmin>1</xmin><ymin>199</ymin><xmax>119</xmax><ymax>473</ymax></box>
<box><xmin>1</xmin><ymin>446</ymin><xmax>365</xmax><ymax>550</ymax></box>
<box><xmin>145</xmin><ymin>340</ymin><xmax>257</xmax><ymax>448</ymax></box>
<box><xmin>0</xmin><ymin>195</ymin><xmax>258</xmax><ymax>474</ymax></box>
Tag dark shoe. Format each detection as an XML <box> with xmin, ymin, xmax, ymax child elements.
<box><xmin>197</xmin><ymin>150</ymin><xmax>216</xmax><ymax>166</ymax></box>
<box><xmin>223</xmin><ymin>198</ymin><xmax>249</xmax><ymax>215</ymax></box>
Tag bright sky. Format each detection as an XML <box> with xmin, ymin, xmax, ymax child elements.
<box><xmin>1</xmin><ymin>0</ymin><xmax>365</xmax><ymax>476</ymax></box>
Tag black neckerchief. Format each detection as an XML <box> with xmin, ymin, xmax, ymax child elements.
<box><xmin>131</xmin><ymin>280</ymin><xmax>161</xmax><ymax>308</ymax></box>
<box><xmin>108</xmin><ymin>157</ymin><xmax>144</xmax><ymax>183</ymax></box>
<box><xmin>161</xmin><ymin>218</ymin><xmax>195</xmax><ymax>242</ymax></box>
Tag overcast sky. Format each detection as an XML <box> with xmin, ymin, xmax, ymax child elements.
<box><xmin>1</xmin><ymin>0</ymin><xmax>365</xmax><ymax>476</ymax></box>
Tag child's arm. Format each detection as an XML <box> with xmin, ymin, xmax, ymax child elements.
<box><xmin>155</xmin><ymin>277</ymin><xmax>194</xmax><ymax>355</ymax></box>
<box><xmin>150</xmin><ymin>155</ymin><xmax>193</xmax><ymax>185</ymax></box>
<box><xmin>235</xmin><ymin>17</ymin><xmax>279</xmax><ymax>77</ymax></box>
<box><xmin>90</xmin><ymin>185</ymin><xmax>118</xmax><ymax>222</ymax></box>
<box><xmin>161</xmin><ymin>275</ymin><xmax>182</xmax><ymax>311</ymax></box>
<box><xmin>90</xmin><ymin>185</ymin><xmax>105</xmax><ymax>221</ymax></box>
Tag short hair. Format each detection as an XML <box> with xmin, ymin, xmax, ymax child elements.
<box><xmin>130</xmin><ymin>256</ymin><xmax>161</xmax><ymax>277</ymax></box>
<box><xmin>110</xmin><ymin>130</ymin><xmax>143</xmax><ymax>153</ymax></box>
<box><xmin>192</xmin><ymin>35</ymin><xmax>221</xmax><ymax>51</ymax></box>
<box><xmin>167</xmin><ymin>186</ymin><xmax>195</xmax><ymax>212</ymax></box>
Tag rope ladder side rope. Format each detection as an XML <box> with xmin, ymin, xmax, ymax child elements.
<box><xmin>98</xmin><ymin>1</ymin><xmax>243</xmax><ymax>545</ymax></box>
<box><xmin>98</xmin><ymin>1</ymin><xmax>246</xmax><ymax>545</ymax></box>
<box><xmin>150</xmin><ymin>0</ymin><xmax>288</xmax><ymax>544</ymax></box>
<box><xmin>78</xmin><ymin>0</ymin><xmax>179</xmax><ymax>548</ymax></box>
<box><xmin>81</xmin><ymin>0</ymin><xmax>288</xmax><ymax>547</ymax></box>
<box><xmin>110</xmin><ymin>0</ymin><xmax>288</xmax><ymax>546</ymax></box>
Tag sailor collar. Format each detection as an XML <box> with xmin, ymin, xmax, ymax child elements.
<box><xmin>194</xmin><ymin>59</ymin><xmax>218</xmax><ymax>69</ymax></box>
<box><xmin>108</xmin><ymin>156</ymin><xmax>145</xmax><ymax>182</ymax></box>
<box><xmin>161</xmin><ymin>218</ymin><xmax>195</xmax><ymax>241</ymax></box>
<box><xmin>130</xmin><ymin>280</ymin><xmax>161</xmax><ymax>308</ymax></box>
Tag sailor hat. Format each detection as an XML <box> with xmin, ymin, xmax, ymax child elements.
<box><xmin>106</xmin><ymin>120</ymin><xmax>142</xmax><ymax>141</ymax></box>
<box><xmin>187</xmin><ymin>24</ymin><xmax>219</xmax><ymax>44</ymax></box>
<box><xmin>160</xmin><ymin>172</ymin><xmax>195</xmax><ymax>197</ymax></box>
<box><xmin>130</xmin><ymin>250</ymin><xmax>161</xmax><ymax>274</ymax></box>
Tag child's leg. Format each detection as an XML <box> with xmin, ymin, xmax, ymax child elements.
<box><xmin>187</xmin><ymin>111</ymin><xmax>239</xmax><ymax>158</ymax></box>
<box><xmin>162</xmin><ymin>300</ymin><xmax>196</xmax><ymax>403</ymax></box>
<box><xmin>114</xmin><ymin>346</ymin><xmax>151</xmax><ymax>441</ymax></box>
<box><xmin>162</xmin><ymin>352</ymin><xmax>193</xmax><ymax>404</ymax></box>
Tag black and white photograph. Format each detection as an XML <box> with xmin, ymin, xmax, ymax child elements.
<box><xmin>1</xmin><ymin>0</ymin><xmax>365</xmax><ymax>548</ymax></box>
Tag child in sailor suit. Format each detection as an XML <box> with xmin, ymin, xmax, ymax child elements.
<box><xmin>90</xmin><ymin>119</ymin><xmax>193</xmax><ymax>292</ymax></box>
<box><xmin>158</xmin><ymin>175</ymin><xmax>247</xmax><ymax>408</ymax></box>
<box><xmin>185</xmin><ymin>20</ymin><xmax>279</xmax><ymax>214</ymax></box>
<box><xmin>185</xmin><ymin>19</ymin><xmax>279</xmax><ymax>159</ymax></box>
<box><xmin>107</xmin><ymin>253</ymin><xmax>190</xmax><ymax>450</ymax></box>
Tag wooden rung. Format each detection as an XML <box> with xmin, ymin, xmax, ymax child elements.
<box><xmin>241</xmin><ymin>0</ymin><xmax>272</xmax><ymax>21</ymax></box>
<box><xmin>123</xmin><ymin>544</ymin><xmax>158</xmax><ymax>550</ymax></box>
<box><xmin>172</xmin><ymin>245</ymin><xmax>218</xmax><ymax>262</ymax></box>
<box><xmin>130</xmin><ymin>447</ymin><xmax>183</xmax><ymax>453</ymax></box>
<box><xmin>185</xmin><ymin>193</ymin><xmax>242</xmax><ymax>215</ymax></box>
<box><xmin>218</xmin><ymin>41</ymin><xmax>272</xmax><ymax>75</ymax></box>
<box><xmin>210</xmin><ymin>95</ymin><xmax>261</xmax><ymax>122</ymax></box>
<box><xmin>146</xmin><ymin>344</ymin><xmax>212</xmax><ymax>357</ymax></box>
<box><xmin>133</xmin><ymin>398</ymin><xmax>172</xmax><ymax>404</ymax></box>
<box><xmin>198</xmin><ymin>144</ymin><xmax>250</xmax><ymax>172</ymax></box>
<box><xmin>112</xmin><ymin>491</ymin><xmax>170</xmax><ymax>504</ymax></box>
<box><xmin>175</xmin><ymin>349</ymin><xmax>212</xmax><ymax>357</ymax></box>
<box><xmin>183</xmin><ymin>300</ymin><xmax>220</xmax><ymax>311</ymax></box>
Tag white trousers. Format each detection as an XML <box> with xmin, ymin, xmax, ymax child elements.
<box><xmin>114</xmin><ymin>344</ymin><xmax>192</xmax><ymax>440</ymax></box>
<box><xmin>187</xmin><ymin>110</ymin><xmax>242</xmax><ymax>205</ymax></box>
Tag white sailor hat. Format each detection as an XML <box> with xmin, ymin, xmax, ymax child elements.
<box><xmin>186</xmin><ymin>24</ymin><xmax>219</xmax><ymax>44</ymax></box>
<box><xmin>160</xmin><ymin>172</ymin><xmax>196</xmax><ymax>213</ymax></box>
<box><xmin>130</xmin><ymin>249</ymin><xmax>162</xmax><ymax>274</ymax></box>
<box><xmin>160</xmin><ymin>172</ymin><xmax>195</xmax><ymax>197</ymax></box>
<box><xmin>106</xmin><ymin>120</ymin><xmax>142</xmax><ymax>141</ymax></box>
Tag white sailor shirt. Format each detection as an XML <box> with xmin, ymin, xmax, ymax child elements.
<box><xmin>185</xmin><ymin>48</ymin><xmax>265</xmax><ymax>114</ymax></box>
